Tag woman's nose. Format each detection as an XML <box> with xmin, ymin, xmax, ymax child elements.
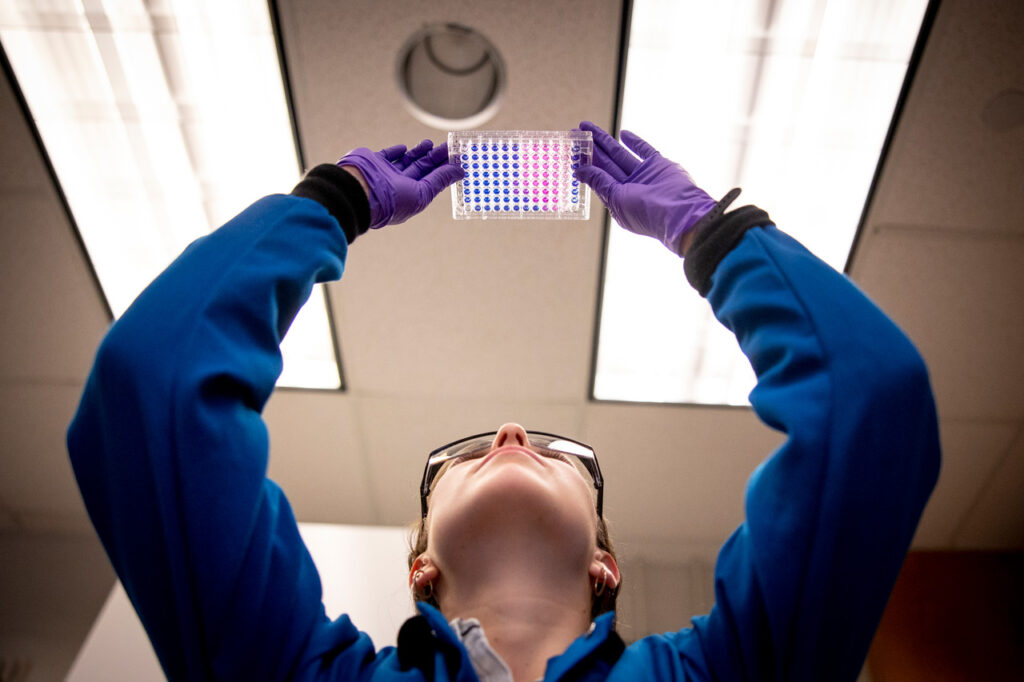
<box><xmin>491</xmin><ymin>423</ymin><xmax>529</xmax><ymax>449</ymax></box>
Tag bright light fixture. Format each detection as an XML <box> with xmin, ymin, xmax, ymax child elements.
<box><xmin>0</xmin><ymin>0</ymin><xmax>341</xmax><ymax>389</ymax></box>
<box><xmin>594</xmin><ymin>0</ymin><xmax>930</xmax><ymax>405</ymax></box>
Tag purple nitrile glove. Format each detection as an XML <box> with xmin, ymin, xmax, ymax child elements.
<box><xmin>339</xmin><ymin>139</ymin><xmax>465</xmax><ymax>229</ymax></box>
<box><xmin>574</xmin><ymin>121</ymin><xmax>716</xmax><ymax>255</ymax></box>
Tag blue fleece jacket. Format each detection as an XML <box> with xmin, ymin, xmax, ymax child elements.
<box><xmin>67</xmin><ymin>170</ymin><xmax>939</xmax><ymax>681</ymax></box>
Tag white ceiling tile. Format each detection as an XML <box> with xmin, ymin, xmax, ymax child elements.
<box><xmin>0</xmin><ymin>383</ymin><xmax>90</xmax><ymax>521</ymax></box>
<box><xmin>354</xmin><ymin>394</ymin><xmax>585</xmax><ymax>526</ymax></box>
<box><xmin>264</xmin><ymin>390</ymin><xmax>376</xmax><ymax>525</ymax></box>
<box><xmin>10</xmin><ymin>511</ymin><xmax>96</xmax><ymax>534</ymax></box>
<box><xmin>0</xmin><ymin>195</ymin><xmax>110</xmax><ymax>384</ymax></box>
<box><xmin>911</xmin><ymin>419</ymin><xmax>1019</xmax><ymax>547</ymax></box>
<box><xmin>280</xmin><ymin>0</ymin><xmax>623</xmax><ymax>404</ymax></box>
<box><xmin>582</xmin><ymin>403</ymin><xmax>783</xmax><ymax>562</ymax></box>
<box><xmin>280</xmin><ymin>0</ymin><xmax>622</xmax><ymax>162</ymax></box>
<box><xmin>0</xmin><ymin>502</ymin><xmax>16</xmax><ymax>530</ymax></box>
<box><xmin>331</xmin><ymin>204</ymin><xmax>604</xmax><ymax>401</ymax></box>
<box><xmin>0</xmin><ymin>530</ymin><xmax>114</xmax><ymax>639</ymax></box>
<box><xmin>952</xmin><ymin>426</ymin><xmax>1024</xmax><ymax>549</ymax></box>
<box><xmin>851</xmin><ymin>229</ymin><xmax>1024</xmax><ymax>421</ymax></box>
<box><xmin>867</xmin><ymin>0</ymin><xmax>1024</xmax><ymax>235</ymax></box>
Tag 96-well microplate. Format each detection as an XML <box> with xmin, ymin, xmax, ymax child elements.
<box><xmin>449</xmin><ymin>130</ymin><xmax>593</xmax><ymax>220</ymax></box>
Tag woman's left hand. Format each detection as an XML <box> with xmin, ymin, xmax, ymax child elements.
<box><xmin>339</xmin><ymin>140</ymin><xmax>465</xmax><ymax>228</ymax></box>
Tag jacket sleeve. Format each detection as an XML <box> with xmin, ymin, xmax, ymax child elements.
<box><xmin>66</xmin><ymin>170</ymin><xmax>380</xmax><ymax>680</ymax></box>
<box><xmin>673</xmin><ymin>209</ymin><xmax>940</xmax><ymax>681</ymax></box>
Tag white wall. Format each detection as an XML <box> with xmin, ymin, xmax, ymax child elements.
<box><xmin>66</xmin><ymin>523</ymin><xmax>414</xmax><ymax>681</ymax></box>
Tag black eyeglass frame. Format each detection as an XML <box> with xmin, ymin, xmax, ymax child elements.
<box><xmin>419</xmin><ymin>430</ymin><xmax>604</xmax><ymax>519</ymax></box>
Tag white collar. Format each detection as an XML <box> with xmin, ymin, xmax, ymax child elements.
<box><xmin>449</xmin><ymin>617</ymin><xmax>515</xmax><ymax>682</ymax></box>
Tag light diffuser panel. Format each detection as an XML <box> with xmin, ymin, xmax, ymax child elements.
<box><xmin>594</xmin><ymin>0</ymin><xmax>930</xmax><ymax>405</ymax></box>
<box><xmin>0</xmin><ymin>0</ymin><xmax>340</xmax><ymax>389</ymax></box>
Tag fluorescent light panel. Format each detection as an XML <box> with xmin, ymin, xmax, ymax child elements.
<box><xmin>594</xmin><ymin>0</ymin><xmax>929</xmax><ymax>405</ymax></box>
<box><xmin>0</xmin><ymin>0</ymin><xmax>340</xmax><ymax>389</ymax></box>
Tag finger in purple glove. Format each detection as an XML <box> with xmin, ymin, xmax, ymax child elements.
<box><xmin>380</xmin><ymin>144</ymin><xmax>408</xmax><ymax>162</ymax></box>
<box><xmin>419</xmin><ymin>145</ymin><xmax>464</xmax><ymax>195</ymax></box>
<box><xmin>404</xmin><ymin>142</ymin><xmax>447</xmax><ymax>179</ymax></box>
<box><xmin>619</xmin><ymin>129</ymin><xmax>660</xmax><ymax>160</ymax></box>
<box><xmin>396</xmin><ymin>139</ymin><xmax>434</xmax><ymax>171</ymax></box>
<box><xmin>580</xmin><ymin>120</ymin><xmax>640</xmax><ymax>178</ymax></box>
<box><xmin>589</xmin><ymin>145</ymin><xmax>630</xmax><ymax>183</ymax></box>
<box><xmin>579</xmin><ymin>121</ymin><xmax>631</xmax><ymax>181</ymax></box>
<box><xmin>573</xmin><ymin>165</ymin><xmax>616</xmax><ymax>206</ymax></box>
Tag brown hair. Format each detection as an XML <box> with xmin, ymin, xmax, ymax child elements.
<box><xmin>407</xmin><ymin>516</ymin><xmax>620</xmax><ymax>621</ymax></box>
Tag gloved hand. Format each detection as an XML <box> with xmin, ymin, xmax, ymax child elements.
<box><xmin>339</xmin><ymin>139</ymin><xmax>465</xmax><ymax>228</ymax></box>
<box><xmin>575</xmin><ymin>121</ymin><xmax>716</xmax><ymax>255</ymax></box>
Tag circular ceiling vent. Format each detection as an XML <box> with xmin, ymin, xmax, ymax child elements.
<box><xmin>396</xmin><ymin>23</ymin><xmax>506</xmax><ymax>130</ymax></box>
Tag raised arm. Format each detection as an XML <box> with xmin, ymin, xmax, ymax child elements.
<box><xmin>67</xmin><ymin>143</ymin><xmax>462</xmax><ymax>680</ymax></box>
<box><xmin>577</xmin><ymin>122</ymin><xmax>940</xmax><ymax>681</ymax></box>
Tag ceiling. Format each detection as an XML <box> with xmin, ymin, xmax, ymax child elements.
<box><xmin>1</xmin><ymin>0</ymin><xmax>1022</xmax><ymax>666</ymax></box>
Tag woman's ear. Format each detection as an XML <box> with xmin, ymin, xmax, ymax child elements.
<box><xmin>409</xmin><ymin>554</ymin><xmax>439</xmax><ymax>588</ymax></box>
<box><xmin>588</xmin><ymin>550</ymin><xmax>620</xmax><ymax>590</ymax></box>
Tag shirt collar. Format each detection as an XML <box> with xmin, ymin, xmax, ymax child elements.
<box><xmin>542</xmin><ymin>612</ymin><xmax>619</xmax><ymax>680</ymax></box>
<box><xmin>415</xmin><ymin>603</ymin><xmax>620</xmax><ymax>681</ymax></box>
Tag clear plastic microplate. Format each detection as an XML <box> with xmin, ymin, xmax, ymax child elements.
<box><xmin>448</xmin><ymin>130</ymin><xmax>593</xmax><ymax>220</ymax></box>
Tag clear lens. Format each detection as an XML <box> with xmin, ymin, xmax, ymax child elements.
<box><xmin>447</xmin><ymin>440</ymin><xmax>492</xmax><ymax>460</ymax></box>
<box><xmin>544</xmin><ymin>439</ymin><xmax>593</xmax><ymax>458</ymax></box>
<box><xmin>426</xmin><ymin>433</ymin><xmax>597</xmax><ymax>494</ymax></box>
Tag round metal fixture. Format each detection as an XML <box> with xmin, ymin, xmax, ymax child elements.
<box><xmin>396</xmin><ymin>23</ymin><xmax>506</xmax><ymax>130</ymax></box>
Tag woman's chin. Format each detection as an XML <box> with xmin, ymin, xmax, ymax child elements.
<box><xmin>430</xmin><ymin>471</ymin><xmax>594</xmax><ymax>555</ymax></box>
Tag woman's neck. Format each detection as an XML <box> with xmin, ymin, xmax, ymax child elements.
<box><xmin>438</xmin><ymin>549</ymin><xmax>593</xmax><ymax>682</ymax></box>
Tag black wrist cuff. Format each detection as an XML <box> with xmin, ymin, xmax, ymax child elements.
<box><xmin>291</xmin><ymin>163</ymin><xmax>371</xmax><ymax>245</ymax></box>
<box><xmin>682</xmin><ymin>189</ymin><xmax>773</xmax><ymax>297</ymax></box>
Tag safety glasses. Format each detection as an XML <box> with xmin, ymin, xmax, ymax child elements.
<box><xmin>419</xmin><ymin>431</ymin><xmax>604</xmax><ymax>519</ymax></box>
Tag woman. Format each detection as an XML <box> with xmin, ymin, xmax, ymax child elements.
<box><xmin>408</xmin><ymin>423</ymin><xmax>619</xmax><ymax>681</ymax></box>
<box><xmin>68</xmin><ymin>121</ymin><xmax>940</xmax><ymax>681</ymax></box>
